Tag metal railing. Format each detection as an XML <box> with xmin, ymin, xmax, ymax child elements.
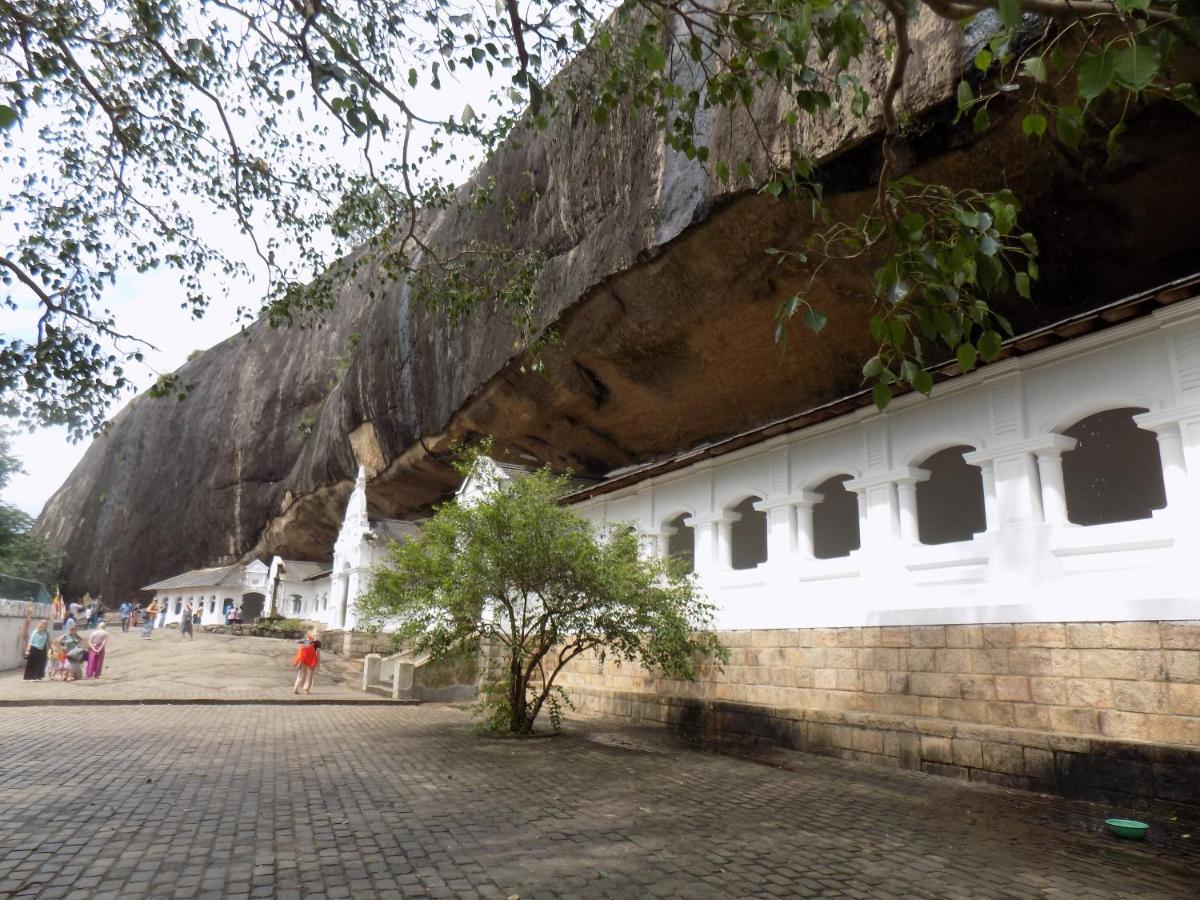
<box><xmin>0</xmin><ymin>573</ymin><xmax>51</xmax><ymax>604</ymax></box>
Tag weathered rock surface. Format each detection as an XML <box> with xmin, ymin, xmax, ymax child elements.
<box><xmin>36</xmin><ymin>14</ymin><xmax>1200</xmax><ymax>601</ymax></box>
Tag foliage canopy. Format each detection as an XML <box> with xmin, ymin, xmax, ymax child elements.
<box><xmin>356</xmin><ymin>452</ymin><xmax>725</xmax><ymax>734</ymax></box>
<box><xmin>3</xmin><ymin>0</ymin><xmax>1199</xmax><ymax>435</ymax></box>
<box><xmin>0</xmin><ymin>429</ymin><xmax>61</xmax><ymax>587</ymax></box>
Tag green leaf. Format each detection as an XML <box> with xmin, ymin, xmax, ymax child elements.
<box><xmin>1022</xmin><ymin>57</ymin><xmax>1047</xmax><ymax>83</ymax></box>
<box><xmin>1015</xmin><ymin>271</ymin><xmax>1031</xmax><ymax>299</ymax></box>
<box><xmin>979</xmin><ymin>234</ymin><xmax>1000</xmax><ymax>257</ymax></box>
<box><xmin>801</xmin><ymin>307</ymin><xmax>827</xmax><ymax>334</ymax></box>
<box><xmin>0</xmin><ymin>105</ymin><xmax>16</xmax><ymax>129</ymax></box>
<box><xmin>956</xmin><ymin>343</ymin><xmax>978</xmax><ymax>373</ymax></box>
<box><xmin>973</xmin><ymin>106</ymin><xmax>990</xmax><ymax>134</ymax></box>
<box><xmin>1173</xmin><ymin>83</ymin><xmax>1200</xmax><ymax>117</ymax></box>
<box><xmin>912</xmin><ymin>368</ymin><xmax>934</xmax><ymax>396</ymax></box>
<box><xmin>872</xmin><ymin>381</ymin><xmax>892</xmax><ymax>410</ymax></box>
<box><xmin>1113</xmin><ymin>43</ymin><xmax>1161</xmax><ymax>93</ymax></box>
<box><xmin>999</xmin><ymin>0</ymin><xmax>1022</xmax><ymax>28</ymax></box>
<box><xmin>974</xmin><ymin>49</ymin><xmax>993</xmax><ymax>73</ymax></box>
<box><xmin>1021</xmin><ymin>112</ymin><xmax>1047</xmax><ymax>138</ymax></box>
<box><xmin>1056</xmin><ymin>105</ymin><xmax>1084</xmax><ymax>150</ymax></box>
<box><xmin>763</xmin><ymin>180</ymin><xmax>783</xmax><ymax>198</ymax></box>
<box><xmin>1106</xmin><ymin>121</ymin><xmax>1125</xmax><ymax>157</ymax></box>
<box><xmin>978</xmin><ymin>330</ymin><xmax>1003</xmax><ymax>362</ymax></box>
<box><xmin>863</xmin><ymin>355</ymin><xmax>884</xmax><ymax>379</ymax></box>
<box><xmin>1077</xmin><ymin>50</ymin><xmax>1115</xmax><ymax>102</ymax></box>
<box><xmin>956</xmin><ymin>80</ymin><xmax>974</xmax><ymax>114</ymax></box>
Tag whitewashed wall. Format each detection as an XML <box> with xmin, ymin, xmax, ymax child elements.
<box><xmin>572</xmin><ymin>299</ymin><xmax>1200</xmax><ymax>630</ymax></box>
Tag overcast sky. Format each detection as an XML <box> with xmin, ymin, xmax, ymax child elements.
<box><xmin>3</xmin><ymin>76</ymin><xmax>491</xmax><ymax>518</ymax></box>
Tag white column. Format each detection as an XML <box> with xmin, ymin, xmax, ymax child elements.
<box><xmin>1135</xmin><ymin>418</ymin><xmax>1189</xmax><ymax>513</ymax></box>
<box><xmin>845</xmin><ymin>468</ymin><xmax>927</xmax><ymax>545</ymax></box>
<box><xmin>977</xmin><ymin>461</ymin><xmax>998</xmax><ymax>533</ymax></box>
<box><xmin>895</xmin><ymin>480</ymin><xmax>921</xmax><ymax>544</ymax></box>
<box><xmin>755</xmin><ymin>492</ymin><xmax>819</xmax><ymax>563</ymax></box>
<box><xmin>716</xmin><ymin>518</ymin><xmax>734</xmax><ymax>571</ymax></box>
<box><xmin>794</xmin><ymin>501</ymin><xmax>816</xmax><ymax>559</ymax></box>
<box><xmin>1035</xmin><ymin>450</ymin><xmax>1071</xmax><ymax>525</ymax></box>
<box><xmin>658</xmin><ymin>526</ymin><xmax>676</xmax><ymax>559</ymax></box>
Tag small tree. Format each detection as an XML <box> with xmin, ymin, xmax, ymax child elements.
<box><xmin>357</xmin><ymin>454</ymin><xmax>726</xmax><ymax>734</ymax></box>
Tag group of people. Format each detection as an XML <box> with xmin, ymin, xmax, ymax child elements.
<box><xmin>23</xmin><ymin>618</ymin><xmax>109</xmax><ymax>682</ymax></box>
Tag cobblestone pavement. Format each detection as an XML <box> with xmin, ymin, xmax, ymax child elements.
<box><xmin>1</xmin><ymin>704</ymin><xmax>1196</xmax><ymax>899</ymax></box>
<box><xmin>0</xmin><ymin>629</ymin><xmax>371</xmax><ymax>703</ymax></box>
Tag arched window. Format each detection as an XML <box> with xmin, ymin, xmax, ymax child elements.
<box><xmin>916</xmin><ymin>446</ymin><xmax>986</xmax><ymax>545</ymax></box>
<box><xmin>812</xmin><ymin>475</ymin><xmax>861</xmax><ymax>559</ymax></box>
<box><xmin>664</xmin><ymin>513</ymin><xmax>695</xmax><ymax>574</ymax></box>
<box><xmin>209</xmin><ymin>599</ymin><xmax>215</xmax><ymax>614</ymax></box>
<box><xmin>174</xmin><ymin>599</ymin><xmax>182</xmax><ymax>614</ymax></box>
<box><xmin>1062</xmin><ymin>408</ymin><xmax>1165</xmax><ymax>526</ymax></box>
<box><xmin>730</xmin><ymin>496</ymin><xmax>767</xmax><ymax>570</ymax></box>
<box><xmin>322</xmin><ymin>594</ymin><xmax>328</xmax><ymax>611</ymax></box>
<box><xmin>290</xmin><ymin>594</ymin><xmax>302</xmax><ymax>616</ymax></box>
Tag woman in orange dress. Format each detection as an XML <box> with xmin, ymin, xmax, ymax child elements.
<box><xmin>291</xmin><ymin>633</ymin><xmax>320</xmax><ymax>694</ymax></box>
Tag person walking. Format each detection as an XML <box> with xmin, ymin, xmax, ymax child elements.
<box><xmin>142</xmin><ymin>599</ymin><xmax>159</xmax><ymax>639</ymax></box>
<box><xmin>119</xmin><ymin>601</ymin><xmax>132</xmax><ymax>633</ymax></box>
<box><xmin>85</xmin><ymin>621</ymin><xmax>109</xmax><ymax>678</ymax></box>
<box><xmin>291</xmin><ymin>633</ymin><xmax>320</xmax><ymax>695</ymax></box>
<box><xmin>23</xmin><ymin>619</ymin><xmax>50</xmax><ymax>680</ymax></box>
<box><xmin>224</xmin><ymin>601</ymin><xmax>234</xmax><ymax>626</ymax></box>
<box><xmin>61</xmin><ymin>624</ymin><xmax>85</xmax><ymax>682</ymax></box>
<box><xmin>180</xmin><ymin>603</ymin><xmax>194</xmax><ymax>641</ymax></box>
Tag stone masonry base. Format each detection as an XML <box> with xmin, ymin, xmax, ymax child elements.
<box><xmin>558</xmin><ymin>620</ymin><xmax>1200</xmax><ymax>811</ymax></box>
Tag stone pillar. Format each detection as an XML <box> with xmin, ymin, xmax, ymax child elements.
<box><xmin>966</xmin><ymin>437</ymin><xmax>1075</xmax><ymax>528</ymax></box>
<box><xmin>362</xmin><ymin>653</ymin><xmax>381</xmax><ymax>691</ymax></box>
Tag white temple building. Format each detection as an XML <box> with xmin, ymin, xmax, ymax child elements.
<box><xmin>146</xmin><ymin>288</ymin><xmax>1200</xmax><ymax>637</ymax></box>
<box><xmin>142</xmin><ymin>467</ymin><xmax>419</xmax><ymax>630</ymax></box>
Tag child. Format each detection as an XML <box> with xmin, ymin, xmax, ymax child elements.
<box><xmin>47</xmin><ymin>637</ymin><xmax>66</xmax><ymax>682</ymax></box>
<box><xmin>291</xmin><ymin>633</ymin><xmax>320</xmax><ymax>695</ymax></box>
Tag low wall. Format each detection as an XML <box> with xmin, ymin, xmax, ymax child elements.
<box><xmin>0</xmin><ymin>601</ymin><xmax>54</xmax><ymax>671</ymax></box>
<box><xmin>558</xmin><ymin>621</ymin><xmax>1200</xmax><ymax>809</ymax></box>
<box><xmin>318</xmin><ymin>628</ymin><xmax>392</xmax><ymax>658</ymax></box>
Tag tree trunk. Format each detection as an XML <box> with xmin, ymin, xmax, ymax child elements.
<box><xmin>508</xmin><ymin>652</ymin><xmax>529</xmax><ymax>733</ymax></box>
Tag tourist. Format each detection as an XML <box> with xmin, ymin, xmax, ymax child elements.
<box><xmin>86</xmin><ymin>621</ymin><xmax>109</xmax><ymax>678</ymax></box>
<box><xmin>23</xmin><ymin>619</ymin><xmax>50</xmax><ymax>681</ymax></box>
<box><xmin>142</xmin><ymin>599</ymin><xmax>159</xmax><ymax>639</ymax></box>
<box><xmin>119</xmin><ymin>600</ymin><xmax>132</xmax><ymax>633</ymax></box>
<box><xmin>46</xmin><ymin>636</ymin><xmax>67</xmax><ymax>681</ymax></box>
<box><xmin>180</xmin><ymin>603</ymin><xmax>194</xmax><ymax>641</ymax></box>
<box><xmin>224</xmin><ymin>601</ymin><xmax>234</xmax><ymax>626</ymax></box>
<box><xmin>61</xmin><ymin>624</ymin><xmax>85</xmax><ymax>682</ymax></box>
<box><xmin>157</xmin><ymin>602</ymin><xmax>168</xmax><ymax>629</ymax></box>
<box><xmin>291</xmin><ymin>633</ymin><xmax>320</xmax><ymax>695</ymax></box>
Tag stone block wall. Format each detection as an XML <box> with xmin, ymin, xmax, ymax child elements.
<box><xmin>557</xmin><ymin>621</ymin><xmax>1200</xmax><ymax>809</ymax></box>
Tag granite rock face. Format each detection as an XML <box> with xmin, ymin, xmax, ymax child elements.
<box><xmin>35</xmin><ymin>15</ymin><xmax>1200</xmax><ymax>601</ymax></box>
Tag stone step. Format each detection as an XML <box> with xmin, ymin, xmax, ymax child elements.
<box><xmin>363</xmin><ymin>684</ymin><xmax>421</xmax><ymax>703</ymax></box>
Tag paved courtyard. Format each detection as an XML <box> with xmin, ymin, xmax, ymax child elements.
<box><xmin>1</xmin><ymin>700</ymin><xmax>1197</xmax><ymax>899</ymax></box>
<box><xmin>0</xmin><ymin>628</ymin><xmax>370</xmax><ymax>703</ymax></box>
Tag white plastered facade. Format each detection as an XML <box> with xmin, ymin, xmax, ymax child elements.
<box><xmin>568</xmin><ymin>298</ymin><xmax>1200</xmax><ymax>631</ymax></box>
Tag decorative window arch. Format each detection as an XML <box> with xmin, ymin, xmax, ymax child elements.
<box><xmin>663</xmin><ymin>512</ymin><xmax>695</xmax><ymax>574</ymax></box>
<box><xmin>1061</xmin><ymin>407</ymin><xmax>1165</xmax><ymax>526</ymax></box>
<box><xmin>915</xmin><ymin>445</ymin><xmax>986</xmax><ymax>545</ymax></box>
<box><xmin>729</xmin><ymin>496</ymin><xmax>767</xmax><ymax>570</ymax></box>
<box><xmin>290</xmin><ymin>594</ymin><xmax>302</xmax><ymax>616</ymax></box>
<box><xmin>811</xmin><ymin>475</ymin><xmax>860</xmax><ymax>559</ymax></box>
<box><xmin>174</xmin><ymin>598</ymin><xmax>182</xmax><ymax>614</ymax></box>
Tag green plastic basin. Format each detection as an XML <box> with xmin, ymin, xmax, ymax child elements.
<box><xmin>1105</xmin><ymin>818</ymin><xmax>1149</xmax><ymax>840</ymax></box>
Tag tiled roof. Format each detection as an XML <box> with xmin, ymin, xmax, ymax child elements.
<box><xmin>141</xmin><ymin>564</ymin><xmax>243</xmax><ymax>591</ymax></box>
